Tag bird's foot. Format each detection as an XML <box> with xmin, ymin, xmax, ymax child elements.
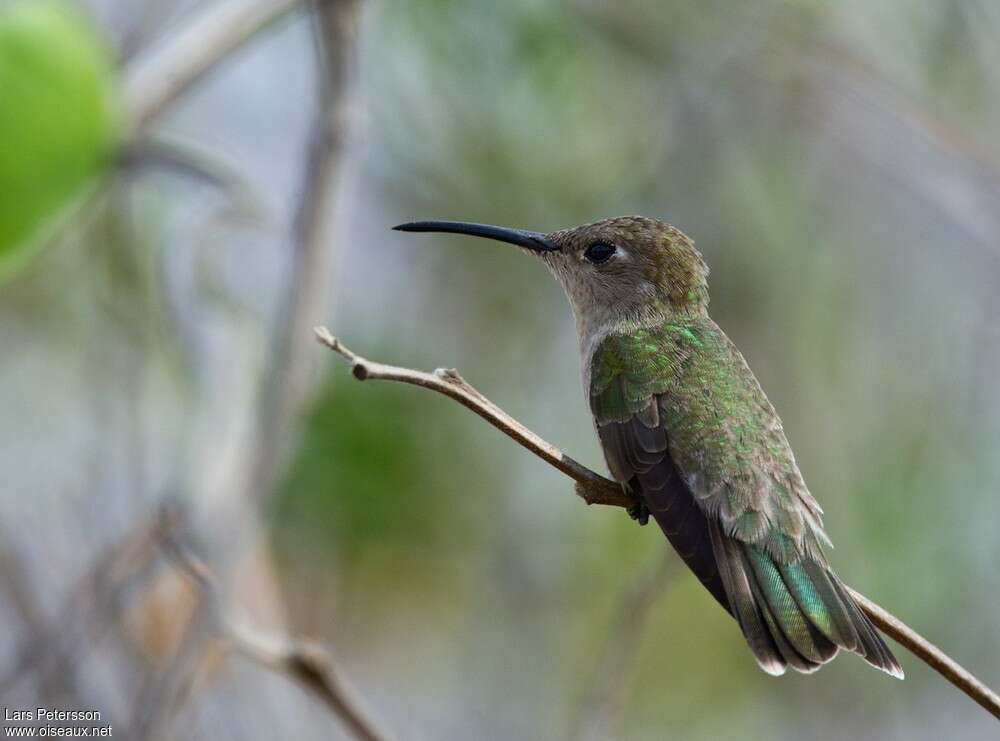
<box><xmin>627</xmin><ymin>501</ymin><xmax>650</xmax><ymax>526</ymax></box>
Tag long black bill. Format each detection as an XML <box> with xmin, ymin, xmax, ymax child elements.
<box><xmin>392</xmin><ymin>220</ymin><xmax>558</xmax><ymax>252</ymax></box>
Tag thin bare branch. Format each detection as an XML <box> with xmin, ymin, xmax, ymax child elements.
<box><xmin>123</xmin><ymin>0</ymin><xmax>304</xmax><ymax>131</ymax></box>
<box><xmin>315</xmin><ymin>329</ymin><xmax>1000</xmax><ymax>722</ymax></box>
<box><xmin>162</xmin><ymin>531</ymin><xmax>390</xmax><ymax>741</ymax></box>
<box><xmin>313</xmin><ymin>327</ymin><xmax>634</xmax><ymax>509</ymax></box>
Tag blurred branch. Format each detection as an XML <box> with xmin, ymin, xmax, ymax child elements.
<box><xmin>313</xmin><ymin>327</ymin><xmax>634</xmax><ymax>509</ymax></box>
<box><xmin>0</xmin><ymin>533</ymin><xmax>49</xmax><ymax>652</ymax></box>
<box><xmin>121</xmin><ymin>0</ymin><xmax>364</xmax><ymax>505</ymax></box>
<box><xmin>250</xmin><ymin>0</ymin><xmax>363</xmax><ymax>505</ymax></box>
<box><xmin>123</xmin><ymin>0</ymin><xmax>305</xmax><ymax>131</ymax></box>
<box><xmin>0</xmin><ymin>510</ymin><xmax>167</xmax><ymax>701</ymax></box>
<box><xmin>315</xmin><ymin>329</ymin><xmax>1000</xmax><ymax>722</ymax></box>
<box><xmin>0</xmin><ymin>533</ymin><xmax>86</xmax><ymax>704</ymax></box>
<box><xmin>0</xmin><ymin>503</ymin><xmax>389</xmax><ymax>739</ymax></box>
<box><xmin>161</xmin><ymin>524</ymin><xmax>390</xmax><ymax>741</ymax></box>
<box><xmin>569</xmin><ymin>555</ymin><xmax>678</xmax><ymax>741</ymax></box>
<box><xmin>122</xmin><ymin>136</ymin><xmax>268</xmax><ymax>219</ymax></box>
<box><xmin>130</xmin><ymin>565</ymin><xmax>216</xmax><ymax>741</ymax></box>
<box><xmin>118</xmin><ymin>3</ymin><xmax>371</xmax><ymax>734</ymax></box>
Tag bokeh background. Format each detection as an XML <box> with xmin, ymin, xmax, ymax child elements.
<box><xmin>1</xmin><ymin>0</ymin><xmax>999</xmax><ymax>739</ymax></box>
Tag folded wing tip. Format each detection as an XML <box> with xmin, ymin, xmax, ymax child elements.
<box><xmin>879</xmin><ymin>660</ymin><xmax>905</xmax><ymax>681</ymax></box>
<box><xmin>757</xmin><ymin>657</ymin><xmax>787</xmax><ymax>677</ymax></box>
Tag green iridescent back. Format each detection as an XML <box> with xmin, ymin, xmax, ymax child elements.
<box><xmin>589</xmin><ymin>315</ymin><xmax>829</xmax><ymax>563</ymax></box>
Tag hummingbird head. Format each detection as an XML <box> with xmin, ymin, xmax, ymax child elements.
<box><xmin>394</xmin><ymin>216</ymin><xmax>709</xmax><ymax>333</ymax></box>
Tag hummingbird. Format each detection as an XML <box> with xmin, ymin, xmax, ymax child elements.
<box><xmin>393</xmin><ymin>216</ymin><xmax>902</xmax><ymax>678</ymax></box>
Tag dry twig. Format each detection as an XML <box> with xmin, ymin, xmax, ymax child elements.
<box><xmin>313</xmin><ymin>326</ymin><xmax>634</xmax><ymax>509</ymax></box>
<box><xmin>159</xmin><ymin>516</ymin><xmax>391</xmax><ymax>741</ymax></box>
<box><xmin>315</xmin><ymin>328</ymin><xmax>1000</xmax><ymax>722</ymax></box>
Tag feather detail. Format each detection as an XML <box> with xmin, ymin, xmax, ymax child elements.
<box><xmin>589</xmin><ymin>318</ymin><xmax>902</xmax><ymax>678</ymax></box>
<box><xmin>709</xmin><ymin>521</ymin><xmax>785</xmax><ymax>675</ymax></box>
<box><xmin>829</xmin><ymin>574</ymin><xmax>905</xmax><ymax>679</ymax></box>
<box><xmin>743</xmin><ymin>550</ymin><xmax>824</xmax><ymax>673</ymax></box>
<box><xmin>787</xmin><ymin>561</ymin><xmax>861</xmax><ymax>651</ymax></box>
<box><xmin>745</xmin><ymin>547</ymin><xmax>838</xmax><ymax>665</ymax></box>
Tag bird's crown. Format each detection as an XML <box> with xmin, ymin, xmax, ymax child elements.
<box><xmin>546</xmin><ymin>216</ymin><xmax>709</xmax><ymax>311</ymax></box>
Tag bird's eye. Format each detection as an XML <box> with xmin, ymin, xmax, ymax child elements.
<box><xmin>583</xmin><ymin>242</ymin><xmax>616</xmax><ymax>264</ymax></box>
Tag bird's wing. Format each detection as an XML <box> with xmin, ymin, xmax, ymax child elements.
<box><xmin>590</xmin><ymin>318</ymin><xmax>902</xmax><ymax>677</ymax></box>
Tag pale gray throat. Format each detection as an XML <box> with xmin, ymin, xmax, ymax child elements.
<box><xmin>575</xmin><ymin>302</ymin><xmax>672</xmax><ymax>393</ymax></box>
<box><xmin>537</xmin><ymin>252</ymin><xmax>668</xmax><ymax>392</ymax></box>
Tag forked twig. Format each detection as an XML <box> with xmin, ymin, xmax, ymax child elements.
<box><xmin>161</xmin><ymin>524</ymin><xmax>390</xmax><ymax>741</ymax></box>
<box><xmin>313</xmin><ymin>327</ymin><xmax>634</xmax><ymax>509</ymax></box>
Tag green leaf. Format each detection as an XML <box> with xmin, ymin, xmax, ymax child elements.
<box><xmin>0</xmin><ymin>0</ymin><xmax>121</xmax><ymax>281</ymax></box>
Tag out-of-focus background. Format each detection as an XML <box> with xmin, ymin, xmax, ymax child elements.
<box><xmin>1</xmin><ymin>0</ymin><xmax>998</xmax><ymax>739</ymax></box>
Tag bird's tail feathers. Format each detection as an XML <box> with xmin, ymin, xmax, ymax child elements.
<box><xmin>708</xmin><ymin>521</ymin><xmax>903</xmax><ymax>679</ymax></box>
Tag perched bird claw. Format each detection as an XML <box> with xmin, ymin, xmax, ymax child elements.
<box><xmin>627</xmin><ymin>501</ymin><xmax>650</xmax><ymax>526</ymax></box>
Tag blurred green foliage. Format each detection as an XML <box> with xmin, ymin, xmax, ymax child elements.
<box><xmin>272</xmin><ymin>365</ymin><xmax>486</xmax><ymax>563</ymax></box>
<box><xmin>0</xmin><ymin>0</ymin><xmax>120</xmax><ymax>280</ymax></box>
